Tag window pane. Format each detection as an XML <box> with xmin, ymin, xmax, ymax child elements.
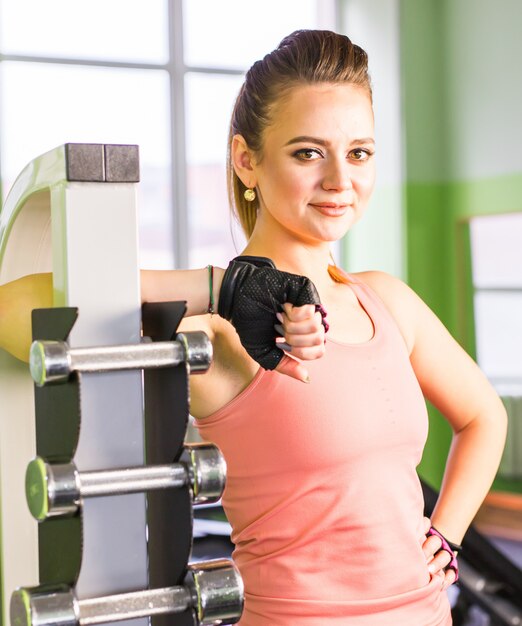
<box><xmin>470</xmin><ymin>213</ymin><xmax>522</xmax><ymax>288</ymax></box>
<box><xmin>185</xmin><ymin>72</ymin><xmax>246</xmax><ymax>268</ymax></box>
<box><xmin>183</xmin><ymin>0</ymin><xmax>334</xmax><ymax>70</ymax></box>
<box><xmin>474</xmin><ymin>291</ymin><xmax>522</xmax><ymax>385</ymax></box>
<box><xmin>0</xmin><ymin>0</ymin><xmax>168</xmax><ymax>63</ymax></box>
<box><xmin>0</xmin><ymin>62</ymin><xmax>173</xmax><ymax>268</ymax></box>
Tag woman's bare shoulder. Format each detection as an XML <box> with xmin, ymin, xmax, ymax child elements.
<box><xmin>351</xmin><ymin>269</ymin><xmax>408</xmax><ymax>295</ymax></box>
<box><xmin>350</xmin><ymin>270</ymin><xmax>417</xmax><ymax>355</ymax></box>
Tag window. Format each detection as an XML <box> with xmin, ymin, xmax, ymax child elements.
<box><xmin>0</xmin><ymin>0</ymin><xmax>336</xmax><ymax>269</ymax></box>
<box><xmin>470</xmin><ymin>213</ymin><xmax>522</xmax><ymax>395</ymax></box>
<box><xmin>470</xmin><ymin>212</ymin><xmax>522</xmax><ymax>479</ymax></box>
<box><xmin>182</xmin><ymin>0</ymin><xmax>337</xmax><ymax>267</ymax></box>
<box><xmin>0</xmin><ymin>62</ymin><xmax>172</xmax><ymax>268</ymax></box>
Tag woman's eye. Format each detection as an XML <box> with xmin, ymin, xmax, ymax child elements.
<box><xmin>294</xmin><ymin>148</ymin><xmax>322</xmax><ymax>161</ymax></box>
<box><xmin>349</xmin><ymin>148</ymin><xmax>373</xmax><ymax>161</ymax></box>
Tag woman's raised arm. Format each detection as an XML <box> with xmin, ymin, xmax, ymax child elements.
<box><xmin>140</xmin><ymin>268</ymin><xmax>224</xmax><ymax>315</ymax></box>
<box><xmin>1</xmin><ymin>262</ymin><xmax>324</xmax><ymax>385</ymax></box>
<box><xmin>0</xmin><ymin>268</ymin><xmax>225</xmax><ymax>363</ymax></box>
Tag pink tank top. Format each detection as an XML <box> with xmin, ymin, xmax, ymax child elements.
<box><xmin>195</xmin><ymin>274</ymin><xmax>452</xmax><ymax>626</ymax></box>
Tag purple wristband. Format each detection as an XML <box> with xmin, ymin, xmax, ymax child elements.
<box><xmin>427</xmin><ymin>526</ymin><xmax>459</xmax><ymax>583</ymax></box>
<box><xmin>315</xmin><ymin>303</ymin><xmax>329</xmax><ymax>333</ymax></box>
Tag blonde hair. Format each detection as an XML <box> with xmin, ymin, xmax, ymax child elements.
<box><xmin>227</xmin><ymin>29</ymin><xmax>372</xmax><ymax>238</ymax></box>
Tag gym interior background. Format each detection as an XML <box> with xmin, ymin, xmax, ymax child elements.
<box><xmin>0</xmin><ymin>0</ymin><xmax>521</xmax><ymax>623</ymax></box>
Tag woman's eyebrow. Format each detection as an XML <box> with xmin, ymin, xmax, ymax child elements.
<box><xmin>284</xmin><ymin>135</ymin><xmax>375</xmax><ymax>146</ymax></box>
<box><xmin>352</xmin><ymin>137</ymin><xmax>375</xmax><ymax>146</ymax></box>
<box><xmin>285</xmin><ymin>135</ymin><xmax>328</xmax><ymax>147</ymax></box>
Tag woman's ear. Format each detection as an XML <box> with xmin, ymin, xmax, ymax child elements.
<box><xmin>231</xmin><ymin>134</ymin><xmax>257</xmax><ymax>188</ymax></box>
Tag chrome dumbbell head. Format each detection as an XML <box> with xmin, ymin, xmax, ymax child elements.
<box><xmin>11</xmin><ymin>560</ymin><xmax>243</xmax><ymax>626</ymax></box>
<box><xmin>26</xmin><ymin>444</ymin><xmax>226</xmax><ymax>521</ymax></box>
<box><xmin>186</xmin><ymin>559</ymin><xmax>244</xmax><ymax>626</ymax></box>
<box><xmin>10</xmin><ymin>586</ymin><xmax>79</xmax><ymax>626</ymax></box>
<box><xmin>25</xmin><ymin>457</ymin><xmax>81</xmax><ymax>521</ymax></box>
<box><xmin>181</xmin><ymin>443</ymin><xmax>227</xmax><ymax>504</ymax></box>
<box><xmin>175</xmin><ymin>332</ymin><xmax>213</xmax><ymax>373</ymax></box>
<box><xmin>29</xmin><ymin>340</ymin><xmax>71</xmax><ymax>387</ymax></box>
<box><xmin>29</xmin><ymin>331</ymin><xmax>213</xmax><ymax>386</ymax></box>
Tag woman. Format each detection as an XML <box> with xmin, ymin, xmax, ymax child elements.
<box><xmin>0</xmin><ymin>30</ymin><xmax>507</xmax><ymax>625</ymax></box>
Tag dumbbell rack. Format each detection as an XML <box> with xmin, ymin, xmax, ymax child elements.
<box><xmin>141</xmin><ymin>301</ymin><xmax>206</xmax><ymax>602</ymax></box>
<box><xmin>11</xmin><ymin>304</ymin><xmax>243</xmax><ymax>626</ymax></box>
<box><xmin>0</xmin><ymin>144</ymin><xmax>243</xmax><ymax>625</ymax></box>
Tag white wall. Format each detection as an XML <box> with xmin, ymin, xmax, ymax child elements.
<box><xmin>444</xmin><ymin>0</ymin><xmax>522</xmax><ymax>180</ymax></box>
<box><xmin>340</xmin><ymin>0</ymin><xmax>405</xmax><ymax>277</ymax></box>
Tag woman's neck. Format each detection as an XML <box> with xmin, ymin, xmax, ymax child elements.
<box><xmin>242</xmin><ymin>229</ymin><xmax>337</xmax><ymax>294</ymax></box>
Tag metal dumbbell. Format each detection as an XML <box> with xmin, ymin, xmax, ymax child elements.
<box><xmin>11</xmin><ymin>558</ymin><xmax>244</xmax><ymax>626</ymax></box>
<box><xmin>25</xmin><ymin>443</ymin><xmax>225</xmax><ymax>521</ymax></box>
<box><xmin>29</xmin><ymin>331</ymin><xmax>212</xmax><ymax>386</ymax></box>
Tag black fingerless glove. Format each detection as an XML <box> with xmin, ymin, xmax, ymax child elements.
<box><xmin>218</xmin><ymin>256</ymin><xmax>328</xmax><ymax>370</ymax></box>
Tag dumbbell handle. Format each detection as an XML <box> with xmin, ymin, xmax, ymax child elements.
<box><xmin>12</xmin><ymin>586</ymin><xmax>192</xmax><ymax>626</ymax></box>
<box><xmin>26</xmin><ymin>444</ymin><xmax>225</xmax><ymax>520</ymax></box>
<box><xmin>30</xmin><ymin>331</ymin><xmax>212</xmax><ymax>386</ymax></box>
<box><xmin>11</xmin><ymin>559</ymin><xmax>244</xmax><ymax>626</ymax></box>
<box><xmin>75</xmin><ymin>464</ymin><xmax>189</xmax><ymax>497</ymax></box>
<box><xmin>81</xmin><ymin>586</ymin><xmax>193</xmax><ymax>624</ymax></box>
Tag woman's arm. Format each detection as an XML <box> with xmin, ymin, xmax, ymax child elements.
<box><xmin>1</xmin><ymin>265</ymin><xmax>321</xmax><ymax>387</ymax></box>
<box><xmin>0</xmin><ymin>268</ymin><xmax>225</xmax><ymax>362</ymax></box>
<box><xmin>406</xmin><ymin>278</ymin><xmax>507</xmax><ymax>589</ymax></box>
<box><xmin>404</xmin><ymin>285</ymin><xmax>508</xmax><ymax>545</ymax></box>
<box><xmin>141</xmin><ymin>268</ymin><xmax>224</xmax><ymax>316</ymax></box>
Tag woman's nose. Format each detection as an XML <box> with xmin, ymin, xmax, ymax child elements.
<box><xmin>321</xmin><ymin>161</ymin><xmax>353</xmax><ymax>192</ymax></box>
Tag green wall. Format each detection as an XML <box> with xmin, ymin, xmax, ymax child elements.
<box><xmin>400</xmin><ymin>0</ymin><xmax>522</xmax><ymax>492</ymax></box>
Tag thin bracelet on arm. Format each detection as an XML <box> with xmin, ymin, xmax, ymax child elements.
<box><xmin>207</xmin><ymin>265</ymin><xmax>214</xmax><ymax>315</ymax></box>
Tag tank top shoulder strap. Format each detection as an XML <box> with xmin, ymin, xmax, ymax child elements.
<box><xmin>341</xmin><ymin>271</ymin><xmax>410</xmax><ymax>353</ymax></box>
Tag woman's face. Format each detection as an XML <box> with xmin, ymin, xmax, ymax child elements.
<box><xmin>250</xmin><ymin>82</ymin><xmax>375</xmax><ymax>245</ymax></box>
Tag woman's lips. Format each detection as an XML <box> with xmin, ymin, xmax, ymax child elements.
<box><xmin>309</xmin><ymin>203</ymin><xmax>350</xmax><ymax>217</ymax></box>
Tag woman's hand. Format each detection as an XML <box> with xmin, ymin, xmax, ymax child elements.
<box><xmin>421</xmin><ymin>516</ymin><xmax>457</xmax><ymax>591</ymax></box>
<box><xmin>217</xmin><ymin>256</ymin><xmax>328</xmax><ymax>379</ymax></box>
<box><xmin>274</xmin><ymin>303</ymin><xmax>326</xmax><ymax>383</ymax></box>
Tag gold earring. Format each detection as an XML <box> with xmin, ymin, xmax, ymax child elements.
<box><xmin>244</xmin><ymin>188</ymin><xmax>256</xmax><ymax>202</ymax></box>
